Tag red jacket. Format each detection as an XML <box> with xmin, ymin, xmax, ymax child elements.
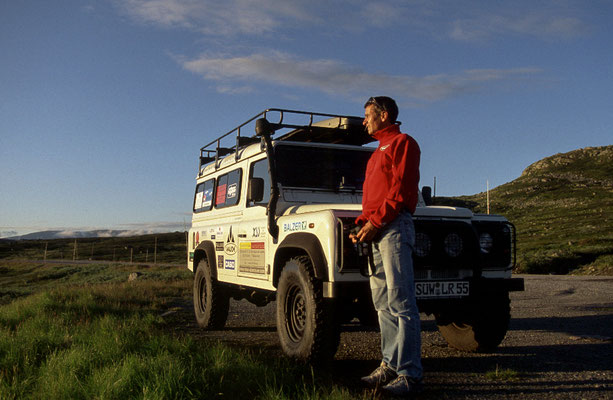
<box><xmin>356</xmin><ymin>124</ymin><xmax>420</xmax><ymax>228</ymax></box>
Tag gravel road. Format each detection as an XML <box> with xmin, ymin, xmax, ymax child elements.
<box><xmin>175</xmin><ymin>275</ymin><xmax>613</xmax><ymax>399</ymax></box>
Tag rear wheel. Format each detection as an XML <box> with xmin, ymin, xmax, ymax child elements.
<box><xmin>276</xmin><ymin>256</ymin><xmax>339</xmax><ymax>361</ymax></box>
<box><xmin>435</xmin><ymin>291</ymin><xmax>510</xmax><ymax>352</ymax></box>
<box><xmin>193</xmin><ymin>259</ymin><xmax>229</xmax><ymax>329</ymax></box>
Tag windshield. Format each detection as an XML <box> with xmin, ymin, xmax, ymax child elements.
<box><xmin>275</xmin><ymin>144</ymin><xmax>373</xmax><ymax>191</ymax></box>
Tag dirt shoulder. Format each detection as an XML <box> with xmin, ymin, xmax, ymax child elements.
<box><xmin>172</xmin><ymin>275</ymin><xmax>613</xmax><ymax>399</ymax></box>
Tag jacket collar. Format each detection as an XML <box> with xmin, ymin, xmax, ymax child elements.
<box><xmin>373</xmin><ymin>124</ymin><xmax>401</xmax><ymax>143</ymax></box>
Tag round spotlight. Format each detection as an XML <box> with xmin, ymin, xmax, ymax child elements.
<box><xmin>479</xmin><ymin>232</ymin><xmax>494</xmax><ymax>254</ymax></box>
<box><xmin>415</xmin><ymin>232</ymin><xmax>431</xmax><ymax>257</ymax></box>
<box><xmin>444</xmin><ymin>233</ymin><xmax>463</xmax><ymax>257</ymax></box>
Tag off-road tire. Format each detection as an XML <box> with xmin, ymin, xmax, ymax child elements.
<box><xmin>435</xmin><ymin>291</ymin><xmax>511</xmax><ymax>352</ymax></box>
<box><xmin>276</xmin><ymin>256</ymin><xmax>339</xmax><ymax>362</ymax></box>
<box><xmin>193</xmin><ymin>259</ymin><xmax>229</xmax><ymax>329</ymax></box>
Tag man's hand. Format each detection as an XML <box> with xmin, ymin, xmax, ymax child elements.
<box><xmin>352</xmin><ymin>221</ymin><xmax>379</xmax><ymax>243</ymax></box>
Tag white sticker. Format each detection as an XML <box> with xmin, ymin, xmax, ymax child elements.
<box><xmin>195</xmin><ymin>191</ymin><xmax>203</xmax><ymax>208</ymax></box>
<box><xmin>227</xmin><ymin>183</ymin><xmax>237</xmax><ymax>198</ymax></box>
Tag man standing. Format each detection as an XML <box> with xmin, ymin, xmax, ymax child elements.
<box><xmin>351</xmin><ymin>96</ymin><xmax>423</xmax><ymax>396</ymax></box>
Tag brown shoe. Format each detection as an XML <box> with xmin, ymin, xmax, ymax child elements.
<box><xmin>382</xmin><ymin>375</ymin><xmax>424</xmax><ymax>396</ymax></box>
<box><xmin>360</xmin><ymin>363</ymin><xmax>397</xmax><ymax>388</ymax></box>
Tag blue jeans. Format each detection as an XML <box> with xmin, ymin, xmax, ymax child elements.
<box><xmin>370</xmin><ymin>211</ymin><xmax>423</xmax><ymax>379</ymax></box>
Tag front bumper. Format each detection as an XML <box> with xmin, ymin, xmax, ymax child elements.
<box><xmin>322</xmin><ymin>277</ymin><xmax>524</xmax><ymax>299</ymax></box>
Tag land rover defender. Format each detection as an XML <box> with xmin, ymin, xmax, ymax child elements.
<box><xmin>187</xmin><ymin>109</ymin><xmax>524</xmax><ymax>361</ymax></box>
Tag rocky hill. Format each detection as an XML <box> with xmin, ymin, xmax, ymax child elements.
<box><xmin>439</xmin><ymin>145</ymin><xmax>613</xmax><ymax>274</ymax></box>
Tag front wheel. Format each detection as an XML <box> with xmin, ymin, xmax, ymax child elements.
<box><xmin>193</xmin><ymin>259</ymin><xmax>229</xmax><ymax>329</ymax></box>
<box><xmin>276</xmin><ymin>256</ymin><xmax>339</xmax><ymax>361</ymax></box>
<box><xmin>435</xmin><ymin>291</ymin><xmax>511</xmax><ymax>352</ymax></box>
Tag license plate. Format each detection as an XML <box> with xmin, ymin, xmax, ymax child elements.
<box><xmin>415</xmin><ymin>281</ymin><xmax>469</xmax><ymax>298</ymax></box>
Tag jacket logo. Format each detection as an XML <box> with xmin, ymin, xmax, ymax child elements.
<box><xmin>380</xmin><ymin>145</ymin><xmax>390</xmax><ymax>151</ymax></box>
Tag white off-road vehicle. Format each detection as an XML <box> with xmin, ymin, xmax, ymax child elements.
<box><xmin>187</xmin><ymin>109</ymin><xmax>524</xmax><ymax>361</ymax></box>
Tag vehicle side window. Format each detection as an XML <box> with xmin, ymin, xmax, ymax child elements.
<box><xmin>194</xmin><ymin>179</ymin><xmax>215</xmax><ymax>213</ymax></box>
<box><xmin>215</xmin><ymin>169</ymin><xmax>242</xmax><ymax>208</ymax></box>
<box><xmin>249</xmin><ymin>159</ymin><xmax>271</xmax><ymax>207</ymax></box>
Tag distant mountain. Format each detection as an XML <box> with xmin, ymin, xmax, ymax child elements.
<box><xmin>436</xmin><ymin>145</ymin><xmax>613</xmax><ymax>275</ymax></box>
<box><xmin>5</xmin><ymin>230</ymin><xmax>157</xmax><ymax>241</ymax></box>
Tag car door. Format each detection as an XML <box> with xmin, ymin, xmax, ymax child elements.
<box><xmin>237</xmin><ymin>157</ymin><xmax>271</xmax><ymax>281</ymax></box>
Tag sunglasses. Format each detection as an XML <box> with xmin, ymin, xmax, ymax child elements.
<box><xmin>366</xmin><ymin>96</ymin><xmax>388</xmax><ymax>113</ymax></box>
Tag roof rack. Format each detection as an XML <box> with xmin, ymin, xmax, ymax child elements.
<box><xmin>198</xmin><ymin>108</ymin><xmax>372</xmax><ymax>173</ymax></box>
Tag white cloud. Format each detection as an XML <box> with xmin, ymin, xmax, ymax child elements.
<box><xmin>1</xmin><ymin>222</ymin><xmax>186</xmax><ymax>239</ymax></box>
<box><xmin>359</xmin><ymin>0</ymin><xmax>410</xmax><ymax>28</ymax></box>
<box><xmin>181</xmin><ymin>51</ymin><xmax>542</xmax><ymax>103</ymax></box>
<box><xmin>117</xmin><ymin>0</ymin><xmax>315</xmax><ymax>36</ymax></box>
<box><xmin>120</xmin><ymin>0</ymin><xmax>204</xmax><ymax>29</ymax></box>
<box><xmin>116</xmin><ymin>0</ymin><xmax>590</xmax><ymax>44</ymax></box>
<box><xmin>116</xmin><ymin>0</ymin><xmax>589</xmax><ymax>42</ymax></box>
<box><xmin>449</xmin><ymin>8</ymin><xmax>587</xmax><ymax>42</ymax></box>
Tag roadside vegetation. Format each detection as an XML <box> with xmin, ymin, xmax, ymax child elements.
<box><xmin>0</xmin><ymin>261</ymin><xmax>362</xmax><ymax>400</ymax></box>
<box><xmin>484</xmin><ymin>365</ymin><xmax>521</xmax><ymax>382</ymax></box>
<box><xmin>0</xmin><ymin>232</ymin><xmax>186</xmax><ymax>264</ymax></box>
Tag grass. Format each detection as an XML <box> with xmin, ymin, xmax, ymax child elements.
<box><xmin>484</xmin><ymin>365</ymin><xmax>521</xmax><ymax>382</ymax></box>
<box><xmin>0</xmin><ymin>261</ymin><xmax>190</xmax><ymax>305</ymax></box>
<box><xmin>0</xmin><ymin>261</ymin><xmax>362</xmax><ymax>399</ymax></box>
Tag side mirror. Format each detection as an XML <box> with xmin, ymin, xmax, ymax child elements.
<box><xmin>421</xmin><ymin>186</ymin><xmax>433</xmax><ymax>206</ymax></box>
<box><xmin>248</xmin><ymin>178</ymin><xmax>264</xmax><ymax>203</ymax></box>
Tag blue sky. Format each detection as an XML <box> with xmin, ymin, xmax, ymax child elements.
<box><xmin>1</xmin><ymin>0</ymin><xmax>612</xmax><ymax>237</ymax></box>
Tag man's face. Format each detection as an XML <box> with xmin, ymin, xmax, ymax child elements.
<box><xmin>363</xmin><ymin>104</ymin><xmax>387</xmax><ymax>136</ymax></box>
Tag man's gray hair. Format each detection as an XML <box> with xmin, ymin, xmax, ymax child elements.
<box><xmin>364</xmin><ymin>96</ymin><xmax>399</xmax><ymax>123</ymax></box>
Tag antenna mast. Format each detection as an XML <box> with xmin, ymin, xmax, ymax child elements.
<box><xmin>486</xmin><ymin>180</ymin><xmax>490</xmax><ymax>215</ymax></box>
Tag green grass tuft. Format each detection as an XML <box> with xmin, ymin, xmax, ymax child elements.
<box><xmin>0</xmin><ymin>262</ymin><xmax>359</xmax><ymax>400</ymax></box>
<box><xmin>484</xmin><ymin>365</ymin><xmax>521</xmax><ymax>381</ymax></box>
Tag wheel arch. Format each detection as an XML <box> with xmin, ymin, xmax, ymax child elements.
<box><xmin>273</xmin><ymin>232</ymin><xmax>328</xmax><ymax>287</ymax></box>
<box><xmin>193</xmin><ymin>241</ymin><xmax>217</xmax><ymax>278</ymax></box>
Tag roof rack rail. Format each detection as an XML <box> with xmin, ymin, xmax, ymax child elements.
<box><xmin>198</xmin><ymin>108</ymin><xmax>372</xmax><ymax>173</ymax></box>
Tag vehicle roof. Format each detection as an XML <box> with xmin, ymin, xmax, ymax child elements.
<box><xmin>197</xmin><ymin>109</ymin><xmax>373</xmax><ymax>175</ymax></box>
<box><xmin>199</xmin><ymin>138</ymin><xmax>373</xmax><ymax>177</ymax></box>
